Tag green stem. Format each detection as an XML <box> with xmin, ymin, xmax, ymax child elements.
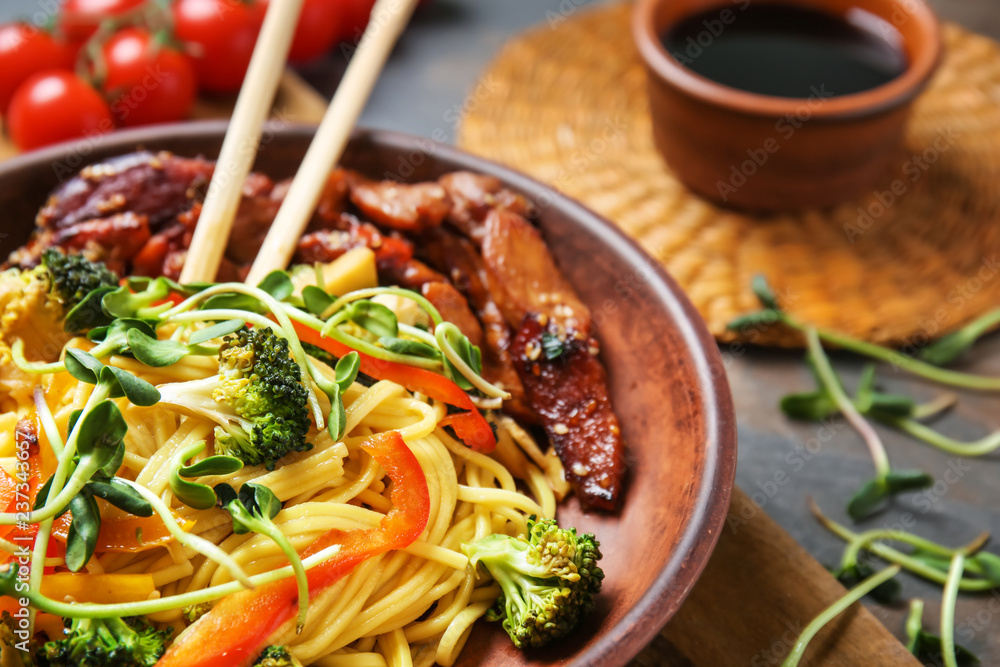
<box><xmin>805</xmin><ymin>328</ymin><xmax>890</xmax><ymax>477</ymax></box>
<box><xmin>781</xmin><ymin>565</ymin><xmax>902</xmax><ymax>667</ymax></box>
<box><xmin>320</xmin><ymin>287</ymin><xmax>444</xmax><ymax>327</ymax></box>
<box><xmin>15</xmin><ymin>545</ymin><xmax>340</xmax><ymax>619</ymax></box>
<box><xmin>236</xmin><ymin>511</ymin><xmax>308</xmax><ymax>632</ymax></box>
<box><xmin>783</xmin><ymin>314</ymin><xmax>1000</xmax><ymax>391</ymax></box>
<box><xmin>1</xmin><ymin>458</ymin><xmax>102</xmax><ymax>525</ymax></box>
<box><xmin>810</xmin><ymin>500</ymin><xmax>996</xmax><ymax>591</ymax></box>
<box><xmin>24</xmin><ymin>384</ymin><xmax>107</xmax><ymax>631</ymax></box>
<box><xmin>942</xmin><ymin>552</ymin><xmax>965</xmax><ymax>667</ymax></box>
<box><xmin>284</xmin><ymin>305</ymin><xmax>443</xmax><ymax>372</ymax></box>
<box><xmin>910</xmin><ymin>393</ymin><xmax>958</xmax><ymax>420</ymax></box>
<box><xmin>163</xmin><ymin>283</ymin><xmax>327</xmax><ymax>428</ymax></box>
<box><xmin>878</xmin><ymin>416</ymin><xmax>1000</xmax><ymax>457</ymax></box>
<box><xmin>27</xmin><ymin>519</ymin><xmax>54</xmax><ymax>635</ymax></box>
<box><xmin>11</xmin><ymin>338</ymin><xmax>65</xmax><ymax>374</ymax></box>
<box><xmin>435</xmin><ymin>323</ymin><xmax>509</xmax><ymax>399</ymax></box>
<box><xmin>926</xmin><ymin>308</ymin><xmax>1000</xmax><ymax>362</ymax></box>
<box><xmin>121</xmin><ymin>480</ymin><xmax>254</xmax><ymax>590</ymax></box>
<box><xmin>12</xmin><ymin>335</ymin><xmax>125</xmax><ymax>376</ymax></box>
<box><xmin>1</xmin><ymin>385</ymin><xmax>110</xmax><ymax>525</ymax></box>
<box><xmin>841</xmin><ymin>529</ymin><xmax>978</xmax><ymax>571</ymax></box>
<box><xmin>164</xmin><ymin>309</ymin><xmax>278</xmax><ymax>333</ymax></box>
<box><xmin>398</xmin><ymin>322</ymin><xmax>437</xmax><ymax>347</ymax></box>
<box><xmin>33</xmin><ymin>387</ymin><xmax>64</xmax><ymax>458</ymax></box>
<box><xmin>905</xmin><ymin>599</ymin><xmax>924</xmax><ymax>652</ymax></box>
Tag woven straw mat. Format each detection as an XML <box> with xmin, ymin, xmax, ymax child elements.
<box><xmin>457</xmin><ymin>3</ymin><xmax>1000</xmax><ymax>347</ymax></box>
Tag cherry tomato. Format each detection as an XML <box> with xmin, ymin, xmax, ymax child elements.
<box><xmin>337</xmin><ymin>0</ymin><xmax>375</xmax><ymax>43</ymax></box>
<box><xmin>99</xmin><ymin>28</ymin><xmax>196</xmax><ymax>126</ymax></box>
<box><xmin>59</xmin><ymin>0</ymin><xmax>148</xmax><ymax>44</ymax></box>
<box><xmin>172</xmin><ymin>0</ymin><xmax>266</xmax><ymax>94</ymax></box>
<box><xmin>0</xmin><ymin>24</ymin><xmax>75</xmax><ymax>113</ymax></box>
<box><xmin>286</xmin><ymin>0</ymin><xmax>343</xmax><ymax>63</ymax></box>
<box><xmin>7</xmin><ymin>70</ymin><xmax>114</xmax><ymax>151</ymax></box>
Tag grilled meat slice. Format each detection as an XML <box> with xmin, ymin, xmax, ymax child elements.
<box><xmin>419</xmin><ymin>228</ymin><xmax>532</xmax><ymax>421</ymax></box>
<box><xmin>421</xmin><ymin>281</ymin><xmax>484</xmax><ymax>346</ymax></box>
<box><xmin>347</xmin><ymin>172</ymin><xmax>451</xmax><ymax>232</ymax></box>
<box><xmin>481</xmin><ymin>208</ymin><xmax>589</xmax><ymax>334</ymax></box>
<box><xmin>438</xmin><ymin>171</ymin><xmax>531</xmax><ymax>243</ymax></box>
<box><xmin>481</xmin><ymin>208</ymin><xmax>625</xmax><ymax>509</ymax></box>
<box><xmin>512</xmin><ymin>314</ymin><xmax>625</xmax><ymax>511</ymax></box>
<box><xmin>37</xmin><ymin>151</ymin><xmax>213</xmax><ymax>232</ymax></box>
<box><xmin>11</xmin><ymin>212</ymin><xmax>151</xmax><ymax>275</ymax></box>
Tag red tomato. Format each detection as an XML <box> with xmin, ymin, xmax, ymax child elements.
<box><xmin>337</xmin><ymin>0</ymin><xmax>375</xmax><ymax>43</ymax></box>
<box><xmin>172</xmin><ymin>0</ymin><xmax>266</xmax><ymax>93</ymax></box>
<box><xmin>0</xmin><ymin>24</ymin><xmax>75</xmax><ymax>113</ymax></box>
<box><xmin>59</xmin><ymin>0</ymin><xmax>148</xmax><ymax>44</ymax></box>
<box><xmin>286</xmin><ymin>0</ymin><xmax>343</xmax><ymax>62</ymax></box>
<box><xmin>7</xmin><ymin>70</ymin><xmax>114</xmax><ymax>151</ymax></box>
<box><xmin>99</xmin><ymin>28</ymin><xmax>196</xmax><ymax>126</ymax></box>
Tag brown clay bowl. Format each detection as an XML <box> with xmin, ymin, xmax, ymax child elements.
<box><xmin>0</xmin><ymin>122</ymin><xmax>737</xmax><ymax>667</ymax></box>
<box><xmin>633</xmin><ymin>0</ymin><xmax>942</xmax><ymax>210</ymax></box>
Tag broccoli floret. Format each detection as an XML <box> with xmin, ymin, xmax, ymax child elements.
<box><xmin>37</xmin><ymin>616</ymin><xmax>171</xmax><ymax>667</ymax></box>
<box><xmin>462</xmin><ymin>517</ymin><xmax>604</xmax><ymax>649</ymax></box>
<box><xmin>157</xmin><ymin>327</ymin><xmax>311</xmax><ymax>470</ymax></box>
<box><xmin>180</xmin><ymin>603</ymin><xmax>212</xmax><ymax>624</ymax></box>
<box><xmin>40</xmin><ymin>249</ymin><xmax>119</xmax><ymax>314</ymax></box>
<box><xmin>0</xmin><ymin>250</ymin><xmax>117</xmax><ymax>357</ymax></box>
<box><xmin>252</xmin><ymin>646</ymin><xmax>303</xmax><ymax>667</ymax></box>
<box><xmin>2</xmin><ymin>610</ymin><xmax>36</xmax><ymax>667</ymax></box>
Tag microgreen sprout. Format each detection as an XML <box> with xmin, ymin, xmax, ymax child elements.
<box><xmin>119</xmin><ymin>479</ymin><xmax>254</xmax><ymax>590</ymax></box>
<box><xmin>802</xmin><ymin>328</ymin><xmax>932</xmax><ymax>520</ymax></box>
<box><xmin>215</xmin><ymin>482</ymin><xmax>309</xmax><ymax>632</ymax></box>
<box><xmin>729</xmin><ymin>275</ymin><xmax>1000</xmax><ymax>391</ymax></box>
<box><xmin>780</xmin><ymin>564</ymin><xmax>902</xmax><ymax>667</ymax></box>
<box><xmin>809</xmin><ymin>499</ymin><xmax>1000</xmax><ymax>591</ymax></box>
<box><xmin>783</xmin><ymin>361</ymin><xmax>1000</xmax><ymax>458</ymax></box>
<box><xmin>904</xmin><ymin>599</ymin><xmax>980</xmax><ymax>666</ymax></box>
<box><xmin>169</xmin><ymin>440</ymin><xmax>244</xmax><ymax>510</ymax></box>
<box><xmin>918</xmin><ymin>307</ymin><xmax>1000</xmax><ymax>367</ymax></box>
<box><xmin>941</xmin><ymin>552</ymin><xmax>967</xmax><ymax>667</ymax></box>
<box><xmin>1</xmin><ymin>351</ymin><xmax>158</xmax><ymax>528</ymax></box>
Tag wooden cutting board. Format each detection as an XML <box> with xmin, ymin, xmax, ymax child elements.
<box><xmin>645</xmin><ymin>487</ymin><xmax>919</xmax><ymax>666</ymax></box>
<box><xmin>0</xmin><ymin>70</ymin><xmax>916</xmax><ymax>666</ymax></box>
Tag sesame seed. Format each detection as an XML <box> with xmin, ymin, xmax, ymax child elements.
<box><xmin>553</xmin><ymin>423</ymin><xmax>569</xmax><ymax>435</ymax></box>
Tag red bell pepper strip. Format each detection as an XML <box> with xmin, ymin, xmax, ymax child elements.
<box><xmin>292</xmin><ymin>321</ymin><xmax>496</xmax><ymax>452</ymax></box>
<box><xmin>0</xmin><ymin>470</ymin><xmax>17</xmax><ymax>516</ymax></box>
<box><xmin>156</xmin><ymin>430</ymin><xmax>430</xmax><ymax>667</ymax></box>
<box><xmin>0</xmin><ymin>417</ymin><xmax>47</xmax><ymax>544</ymax></box>
<box><xmin>0</xmin><ymin>469</ymin><xmax>18</xmax><ymax>543</ymax></box>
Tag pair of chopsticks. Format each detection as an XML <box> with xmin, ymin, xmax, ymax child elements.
<box><xmin>179</xmin><ymin>0</ymin><xmax>420</xmax><ymax>286</ymax></box>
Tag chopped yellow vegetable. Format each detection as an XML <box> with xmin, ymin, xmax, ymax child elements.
<box><xmin>40</xmin><ymin>573</ymin><xmax>156</xmax><ymax>604</ymax></box>
<box><xmin>291</xmin><ymin>247</ymin><xmax>378</xmax><ymax>297</ymax></box>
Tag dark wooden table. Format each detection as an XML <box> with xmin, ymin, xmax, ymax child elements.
<box><xmin>2</xmin><ymin>0</ymin><xmax>997</xmax><ymax>663</ymax></box>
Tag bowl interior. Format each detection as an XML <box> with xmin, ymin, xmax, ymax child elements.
<box><xmin>0</xmin><ymin>123</ymin><xmax>736</xmax><ymax>667</ymax></box>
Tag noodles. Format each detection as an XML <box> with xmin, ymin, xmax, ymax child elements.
<box><xmin>0</xmin><ymin>317</ymin><xmax>560</xmax><ymax>665</ymax></box>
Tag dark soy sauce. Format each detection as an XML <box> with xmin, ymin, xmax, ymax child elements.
<box><xmin>662</xmin><ymin>3</ymin><xmax>908</xmax><ymax>98</ymax></box>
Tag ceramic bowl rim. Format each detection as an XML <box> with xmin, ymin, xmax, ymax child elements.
<box><xmin>632</xmin><ymin>0</ymin><xmax>943</xmax><ymax>119</ymax></box>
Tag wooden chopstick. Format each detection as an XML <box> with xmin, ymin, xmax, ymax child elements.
<box><xmin>179</xmin><ymin>0</ymin><xmax>305</xmax><ymax>284</ymax></box>
<box><xmin>244</xmin><ymin>0</ymin><xmax>421</xmax><ymax>285</ymax></box>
